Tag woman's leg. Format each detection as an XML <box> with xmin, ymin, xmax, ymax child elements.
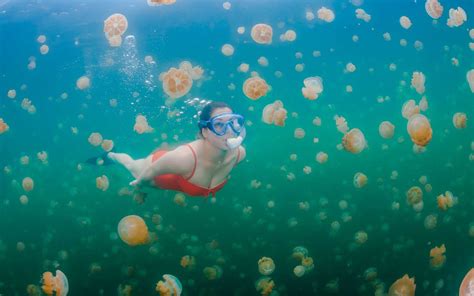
<box><xmin>108</xmin><ymin>152</ymin><xmax>151</xmax><ymax>178</ymax></box>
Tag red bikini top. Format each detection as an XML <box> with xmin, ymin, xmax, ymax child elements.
<box><xmin>153</xmin><ymin>144</ymin><xmax>241</xmax><ymax>197</ymax></box>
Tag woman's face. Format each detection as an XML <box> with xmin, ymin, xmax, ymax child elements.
<box><xmin>202</xmin><ymin>107</ymin><xmax>236</xmax><ymax>151</ymax></box>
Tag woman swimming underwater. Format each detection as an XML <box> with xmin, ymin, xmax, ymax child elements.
<box><xmin>108</xmin><ymin>101</ymin><xmax>246</xmax><ymax>197</ymax></box>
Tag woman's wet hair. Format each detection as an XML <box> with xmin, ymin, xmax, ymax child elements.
<box><xmin>198</xmin><ymin>101</ymin><xmax>232</xmax><ymax>136</ymax></box>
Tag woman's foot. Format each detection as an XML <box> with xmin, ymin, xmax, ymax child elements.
<box><xmin>108</xmin><ymin>152</ymin><xmax>142</xmax><ymax>178</ymax></box>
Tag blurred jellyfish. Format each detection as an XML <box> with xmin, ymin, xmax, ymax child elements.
<box><xmin>7</xmin><ymin>89</ymin><xmax>16</xmax><ymax>99</ymax></box>
<box><xmin>425</xmin><ymin>0</ymin><xmax>443</xmax><ymax>19</ymax></box>
<box><xmin>388</xmin><ymin>274</ymin><xmax>415</xmax><ymax>296</ymax></box>
<box><xmin>76</xmin><ymin>76</ymin><xmax>90</xmax><ymax>90</ymax></box>
<box><xmin>317</xmin><ymin>7</ymin><xmax>335</xmax><ymax>22</ymax></box>
<box><xmin>399</xmin><ymin>16</ymin><xmax>412</xmax><ymax>29</ymax></box>
<box><xmin>342</xmin><ymin>128</ymin><xmax>367</xmax><ymax>154</ymax></box>
<box><xmin>293</xmin><ymin>265</ymin><xmax>306</xmax><ymax>277</ymax></box>
<box><xmin>160</xmin><ymin>67</ymin><xmax>193</xmax><ymax>99</ymax></box>
<box><xmin>419</xmin><ymin>96</ymin><xmax>428</xmax><ymax>112</ymax></box>
<box><xmin>0</xmin><ymin>118</ymin><xmax>9</xmax><ymax>134</ymax></box>
<box><xmin>460</xmin><ymin>269</ymin><xmax>474</xmax><ymax>296</ymax></box>
<box><xmin>379</xmin><ymin>121</ymin><xmax>395</xmax><ymax>139</ymax></box>
<box><xmin>203</xmin><ymin>265</ymin><xmax>223</xmax><ymax>280</ymax></box>
<box><xmin>301</xmin><ymin>256</ymin><xmax>314</xmax><ymax>272</ymax></box>
<box><xmin>180</xmin><ymin>255</ymin><xmax>196</xmax><ymax>270</ymax></box>
<box><xmin>292</xmin><ymin>246</ymin><xmax>308</xmax><ymax>261</ymax></box>
<box><xmin>335</xmin><ymin>115</ymin><xmax>349</xmax><ymax>134</ymax></box>
<box><xmin>407</xmin><ymin>114</ymin><xmax>432</xmax><ymax>146</ymax></box>
<box><xmin>258</xmin><ymin>257</ymin><xmax>275</xmax><ymax>276</ymax></box>
<box><xmin>101</xmin><ymin>140</ymin><xmax>114</xmax><ymax>152</ymax></box>
<box><xmin>117</xmin><ymin>215</ymin><xmax>150</xmax><ymax>246</ymax></box>
<box><xmin>96</xmin><ymin>175</ymin><xmax>109</xmax><ymax>191</ymax></box>
<box><xmin>437</xmin><ymin>191</ymin><xmax>455</xmax><ymax>210</ymax></box>
<box><xmin>355</xmin><ymin>8</ymin><xmax>371</xmax><ymax>22</ymax></box>
<box><xmin>447</xmin><ymin>7</ymin><xmax>467</xmax><ymax>28</ymax></box>
<box><xmin>221</xmin><ymin>44</ymin><xmax>234</xmax><ymax>56</ymax></box>
<box><xmin>453</xmin><ymin>112</ymin><xmax>467</xmax><ymax>129</ymax></box>
<box><xmin>255</xmin><ymin>277</ymin><xmax>275</xmax><ymax>296</ymax></box>
<box><xmin>302</xmin><ymin>76</ymin><xmax>323</xmax><ymax>100</ymax></box>
<box><xmin>316</xmin><ymin>152</ymin><xmax>328</xmax><ymax>164</ymax></box>
<box><xmin>134</xmin><ymin>115</ymin><xmax>154</xmax><ymax>134</ymax></box>
<box><xmin>155</xmin><ymin>274</ymin><xmax>182</xmax><ymax>296</ymax></box>
<box><xmin>467</xmin><ymin>69</ymin><xmax>474</xmax><ymax>93</ymax></box>
<box><xmin>354</xmin><ymin>231</ymin><xmax>368</xmax><ymax>244</ymax></box>
<box><xmin>39</xmin><ymin>45</ymin><xmax>49</xmax><ymax>55</ymax></box>
<box><xmin>353</xmin><ymin>172</ymin><xmax>368</xmax><ymax>188</ymax></box>
<box><xmin>243</xmin><ymin>76</ymin><xmax>269</xmax><ymax>100</ymax></box>
<box><xmin>424</xmin><ymin>214</ymin><xmax>437</xmax><ymax>230</ymax></box>
<box><xmin>429</xmin><ymin>244</ymin><xmax>446</xmax><ymax>270</ymax></box>
<box><xmin>402</xmin><ymin>100</ymin><xmax>420</xmax><ymax>119</ymax></box>
<box><xmin>22</xmin><ymin>177</ymin><xmax>34</xmax><ymax>192</ymax></box>
<box><xmin>411</xmin><ymin>72</ymin><xmax>426</xmax><ymax>94</ymax></box>
<box><xmin>294</xmin><ymin>128</ymin><xmax>305</xmax><ymax>139</ymax></box>
<box><xmin>251</xmin><ymin>24</ymin><xmax>273</xmax><ymax>44</ymax></box>
<box><xmin>41</xmin><ymin>270</ymin><xmax>69</xmax><ymax>296</ymax></box>
<box><xmin>406</xmin><ymin>186</ymin><xmax>423</xmax><ymax>206</ymax></box>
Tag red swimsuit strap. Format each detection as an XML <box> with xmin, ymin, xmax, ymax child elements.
<box><xmin>185</xmin><ymin>144</ymin><xmax>198</xmax><ymax>181</ymax></box>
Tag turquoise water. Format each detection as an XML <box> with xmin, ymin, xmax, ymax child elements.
<box><xmin>1</xmin><ymin>0</ymin><xmax>473</xmax><ymax>295</ymax></box>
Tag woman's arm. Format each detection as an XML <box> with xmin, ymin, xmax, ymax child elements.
<box><xmin>130</xmin><ymin>146</ymin><xmax>194</xmax><ymax>186</ymax></box>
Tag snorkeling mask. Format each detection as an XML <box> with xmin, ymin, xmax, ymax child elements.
<box><xmin>198</xmin><ymin>113</ymin><xmax>246</xmax><ymax>149</ymax></box>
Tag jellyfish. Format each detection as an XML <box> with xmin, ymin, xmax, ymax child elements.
<box><xmin>39</xmin><ymin>45</ymin><xmax>49</xmax><ymax>55</ymax></box>
<box><xmin>447</xmin><ymin>7</ymin><xmax>467</xmax><ymax>28</ymax></box>
<box><xmin>316</xmin><ymin>152</ymin><xmax>328</xmax><ymax>164</ymax></box>
<box><xmin>353</xmin><ymin>172</ymin><xmax>368</xmax><ymax>188</ymax></box>
<box><xmin>424</xmin><ymin>214</ymin><xmax>437</xmax><ymax>230</ymax></box>
<box><xmin>294</xmin><ymin>128</ymin><xmax>305</xmax><ymax>139</ymax></box>
<box><xmin>283</xmin><ymin>30</ymin><xmax>297</xmax><ymax>42</ymax></box>
<box><xmin>203</xmin><ymin>265</ymin><xmax>222</xmax><ymax>280</ymax></box>
<box><xmin>453</xmin><ymin>112</ymin><xmax>467</xmax><ymax>129</ymax></box>
<box><xmin>346</xmin><ymin>62</ymin><xmax>356</xmax><ymax>73</ymax></box>
<box><xmin>243</xmin><ymin>76</ymin><xmax>269</xmax><ymax>100</ymax></box>
<box><xmin>255</xmin><ymin>277</ymin><xmax>275</xmax><ymax>296</ymax></box>
<box><xmin>342</xmin><ymin>128</ymin><xmax>367</xmax><ymax>154</ymax></box>
<box><xmin>258</xmin><ymin>56</ymin><xmax>269</xmax><ymax>67</ymax></box>
<box><xmin>437</xmin><ymin>191</ymin><xmax>454</xmax><ymax>210</ymax></box>
<box><xmin>76</xmin><ymin>76</ymin><xmax>91</xmax><ymax>90</ymax></box>
<box><xmin>388</xmin><ymin>274</ymin><xmax>415</xmax><ymax>296</ymax></box>
<box><xmin>406</xmin><ymin>186</ymin><xmax>423</xmax><ymax>205</ymax></box>
<box><xmin>155</xmin><ymin>274</ymin><xmax>182</xmax><ymax>296</ymax></box>
<box><xmin>273</xmin><ymin>108</ymin><xmax>288</xmax><ymax>127</ymax></box>
<box><xmin>37</xmin><ymin>35</ymin><xmax>46</xmax><ymax>43</ymax></box>
<box><xmin>41</xmin><ymin>270</ymin><xmax>69</xmax><ymax>296</ymax></box>
<box><xmin>0</xmin><ymin>118</ymin><xmax>9</xmax><ymax>134</ymax></box>
<box><xmin>429</xmin><ymin>244</ymin><xmax>446</xmax><ymax>270</ymax></box>
<box><xmin>354</xmin><ymin>231</ymin><xmax>368</xmax><ymax>244</ymax></box>
<box><xmin>335</xmin><ymin>115</ymin><xmax>349</xmax><ymax>134</ymax></box>
<box><xmin>292</xmin><ymin>246</ymin><xmax>309</xmax><ymax>261</ymax></box>
<box><xmin>399</xmin><ymin>16</ymin><xmax>412</xmax><ymax>29</ymax></box>
<box><xmin>401</xmin><ymin>100</ymin><xmax>420</xmax><ymax>119</ymax></box>
<box><xmin>364</xmin><ymin>267</ymin><xmax>377</xmax><ymax>282</ymax></box>
<box><xmin>160</xmin><ymin>67</ymin><xmax>193</xmax><ymax>99</ymax></box>
<box><xmin>117</xmin><ymin>215</ymin><xmax>149</xmax><ymax>246</ymax></box>
<box><xmin>173</xmin><ymin>193</ymin><xmax>186</xmax><ymax>207</ymax></box>
<box><xmin>425</xmin><ymin>0</ymin><xmax>443</xmax><ymax>19</ymax></box>
<box><xmin>258</xmin><ymin>257</ymin><xmax>275</xmax><ymax>276</ymax></box>
<box><xmin>317</xmin><ymin>7</ymin><xmax>335</xmax><ymax>22</ymax></box>
<box><xmin>411</xmin><ymin>71</ymin><xmax>426</xmax><ymax>94</ymax></box>
<box><xmin>293</xmin><ymin>265</ymin><xmax>306</xmax><ymax>277</ymax></box>
<box><xmin>22</xmin><ymin>177</ymin><xmax>34</xmax><ymax>192</ymax></box>
<box><xmin>467</xmin><ymin>69</ymin><xmax>474</xmax><ymax>93</ymax></box>
<box><xmin>302</xmin><ymin>76</ymin><xmax>323</xmax><ymax>100</ymax></box>
<box><xmin>419</xmin><ymin>96</ymin><xmax>428</xmax><ymax>112</ymax></box>
<box><xmin>407</xmin><ymin>114</ymin><xmax>432</xmax><ymax>146</ymax></box>
<box><xmin>101</xmin><ymin>139</ymin><xmax>114</xmax><ymax>152</ymax></box>
<box><xmin>250</xmin><ymin>24</ymin><xmax>273</xmax><ymax>45</ymax></box>
<box><xmin>134</xmin><ymin>115</ymin><xmax>154</xmax><ymax>134</ymax></box>
<box><xmin>376</xmin><ymin>123</ymin><xmax>394</xmax><ymax>141</ymax></box>
<box><xmin>460</xmin><ymin>268</ymin><xmax>474</xmax><ymax>296</ymax></box>
<box><xmin>147</xmin><ymin>0</ymin><xmax>176</xmax><ymax>6</ymax></box>
<box><xmin>180</xmin><ymin>255</ymin><xmax>196</xmax><ymax>270</ymax></box>
<box><xmin>96</xmin><ymin>175</ymin><xmax>109</xmax><ymax>191</ymax></box>
<box><xmin>7</xmin><ymin>89</ymin><xmax>16</xmax><ymax>99</ymax></box>
<box><xmin>103</xmin><ymin>13</ymin><xmax>128</xmax><ymax>39</ymax></box>
<box><xmin>301</xmin><ymin>256</ymin><xmax>314</xmax><ymax>272</ymax></box>
<box><xmin>238</xmin><ymin>63</ymin><xmax>250</xmax><ymax>73</ymax></box>
<box><xmin>221</xmin><ymin>44</ymin><xmax>234</xmax><ymax>56</ymax></box>
<box><xmin>108</xmin><ymin>35</ymin><xmax>122</xmax><ymax>47</ymax></box>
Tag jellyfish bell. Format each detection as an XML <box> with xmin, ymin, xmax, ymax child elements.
<box><xmin>147</xmin><ymin>0</ymin><xmax>176</xmax><ymax>6</ymax></box>
<box><xmin>406</xmin><ymin>186</ymin><xmax>423</xmax><ymax>205</ymax></box>
<box><xmin>41</xmin><ymin>270</ymin><xmax>69</xmax><ymax>296</ymax></box>
<box><xmin>402</xmin><ymin>99</ymin><xmax>420</xmax><ymax>119</ymax></box>
<box><xmin>407</xmin><ymin>114</ymin><xmax>432</xmax><ymax>146</ymax></box>
<box><xmin>460</xmin><ymin>268</ymin><xmax>474</xmax><ymax>296</ymax></box>
<box><xmin>425</xmin><ymin>0</ymin><xmax>443</xmax><ymax>19</ymax></box>
<box><xmin>258</xmin><ymin>257</ymin><xmax>275</xmax><ymax>276</ymax></box>
<box><xmin>251</xmin><ymin>24</ymin><xmax>273</xmax><ymax>45</ymax></box>
<box><xmin>156</xmin><ymin>274</ymin><xmax>182</xmax><ymax>296</ymax></box>
<box><xmin>429</xmin><ymin>244</ymin><xmax>446</xmax><ymax>270</ymax></box>
<box><xmin>293</xmin><ymin>265</ymin><xmax>306</xmax><ymax>277</ymax></box>
<box><xmin>453</xmin><ymin>112</ymin><xmax>467</xmax><ymax>129</ymax></box>
<box><xmin>255</xmin><ymin>277</ymin><xmax>275</xmax><ymax>296</ymax></box>
<box><xmin>161</xmin><ymin>67</ymin><xmax>193</xmax><ymax>99</ymax></box>
<box><xmin>388</xmin><ymin>274</ymin><xmax>415</xmax><ymax>296</ymax></box>
<box><xmin>117</xmin><ymin>215</ymin><xmax>150</xmax><ymax>246</ymax></box>
<box><xmin>103</xmin><ymin>13</ymin><xmax>128</xmax><ymax>39</ymax></box>
<box><xmin>243</xmin><ymin>76</ymin><xmax>269</xmax><ymax>100</ymax></box>
<box><xmin>379</xmin><ymin>121</ymin><xmax>395</xmax><ymax>139</ymax></box>
<box><xmin>342</xmin><ymin>128</ymin><xmax>367</xmax><ymax>154</ymax></box>
<box><xmin>353</xmin><ymin>172</ymin><xmax>368</xmax><ymax>188</ymax></box>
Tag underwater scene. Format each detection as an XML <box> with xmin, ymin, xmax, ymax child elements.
<box><xmin>0</xmin><ymin>0</ymin><xmax>474</xmax><ymax>295</ymax></box>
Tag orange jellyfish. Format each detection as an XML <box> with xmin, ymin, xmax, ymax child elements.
<box><xmin>76</xmin><ymin>76</ymin><xmax>90</xmax><ymax>90</ymax></box>
<box><xmin>243</xmin><ymin>76</ymin><xmax>269</xmax><ymax>100</ymax></box>
<box><xmin>22</xmin><ymin>177</ymin><xmax>34</xmax><ymax>192</ymax></box>
<box><xmin>425</xmin><ymin>0</ymin><xmax>443</xmax><ymax>19</ymax></box>
<box><xmin>407</xmin><ymin>114</ymin><xmax>432</xmax><ymax>146</ymax></box>
<box><xmin>258</xmin><ymin>257</ymin><xmax>275</xmax><ymax>276</ymax></box>
<box><xmin>379</xmin><ymin>121</ymin><xmax>395</xmax><ymax>139</ymax></box>
<box><xmin>41</xmin><ymin>270</ymin><xmax>69</xmax><ymax>296</ymax></box>
<box><xmin>437</xmin><ymin>191</ymin><xmax>454</xmax><ymax>210</ymax></box>
<box><xmin>460</xmin><ymin>268</ymin><xmax>474</xmax><ymax>296</ymax></box>
<box><xmin>406</xmin><ymin>186</ymin><xmax>423</xmax><ymax>205</ymax></box>
<box><xmin>160</xmin><ymin>67</ymin><xmax>193</xmax><ymax>99</ymax></box>
<box><xmin>251</xmin><ymin>24</ymin><xmax>273</xmax><ymax>45</ymax></box>
<box><xmin>467</xmin><ymin>69</ymin><xmax>474</xmax><ymax>93</ymax></box>
<box><xmin>411</xmin><ymin>71</ymin><xmax>426</xmax><ymax>94</ymax></box>
<box><xmin>155</xmin><ymin>274</ymin><xmax>182</xmax><ymax>296</ymax></box>
<box><xmin>302</xmin><ymin>76</ymin><xmax>323</xmax><ymax>100</ymax></box>
<box><xmin>447</xmin><ymin>7</ymin><xmax>467</xmax><ymax>28</ymax></box>
<box><xmin>0</xmin><ymin>118</ymin><xmax>9</xmax><ymax>134</ymax></box>
<box><xmin>255</xmin><ymin>277</ymin><xmax>275</xmax><ymax>296</ymax></box>
<box><xmin>399</xmin><ymin>16</ymin><xmax>412</xmax><ymax>29</ymax></box>
<box><xmin>388</xmin><ymin>274</ymin><xmax>415</xmax><ymax>296</ymax></box>
<box><xmin>353</xmin><ymin>172</ymin><xmax>368</xmax><ymax>188</ymax></box>
<box><xmin>401</xmin><ymin>100</ymin><xmax>420</xmax><ymax>119</ymax></box>
<box><xmin>317</xmin><ymin>7</ymin><xmax>335</xmax><ymax>22</ymax></box>
<box><xmin>96</xmin><ymin>175</ymin><xmax>109</xmax><ymax>191</ymax></box>
<box><xmin>301</xmin><ymin>256</ymin><xmax>314</xmax><ymax>272</ymax></box>
<box><xmin>429</xmin><ymin>244</ymin><xmax>446</xmax><ymax>270</ymax></box>
<box><xmin>342</xmin><ymin>128</ymin><xmax>367</xmax><ymax>154</ymax></box>
<box><xmin>453</xmin><ymin>112</ymin><xmax>467</xmax><ymax>129</ymax></box>
<box><xmin>103</xmin><ymin>13</ymin><xmax>128</xmax><ymax>39</ymax></box>
<box><xmin>180</xmin><ymin>255</ymin><xmax>196</xmax><ymax>270</ymax></box>
<box><xmin>117</xmin><ymin>215</ymin><xmax>149</xmax><ymax>246</ymax></box>
<box><xmin>101</xmin><ymin>140</ymin><xmax>114</xmax><ymax>152</ymax></box>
